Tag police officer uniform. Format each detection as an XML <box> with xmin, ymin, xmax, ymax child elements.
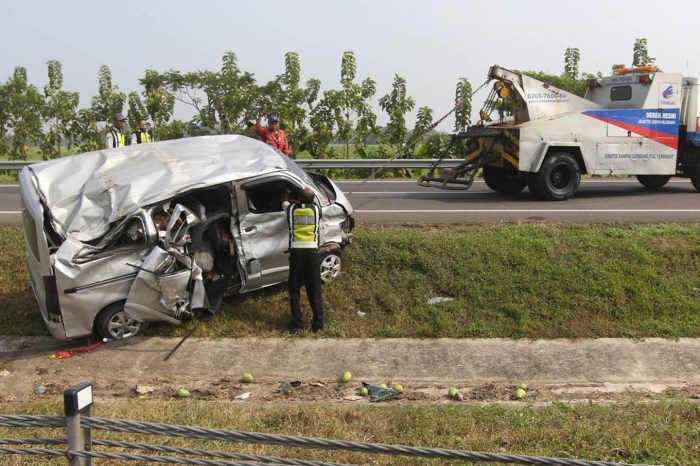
<box><xmin>284</xmin><ymin>194</ymin><xmax>325</xmax><ymax>333</ymax></box>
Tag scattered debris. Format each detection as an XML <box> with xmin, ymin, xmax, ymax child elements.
<box><xmin>356</xmin><ymin>311</ymin><xmax>366</xmax><ymax>317</ymax></box>
<box><xmin>692</xmin><ymin>393</ymin><xmax>700</xmax><ymax>400</ymax></box>
<box><xmin>135</xmin><ymin>385</ymin><xmax>155</xmax><ymax>395</ymax></box>
<box><xmin>275</xmin><ymin>381</ymin><xmax>302</xmax><ymax>394</ymax></box>
<box><xmin>309</xmin><ymin>382</ymin><xmax>326</xmax><ymax>387</ymax></box>
<box><xmin>343</xmin><ymin>395</ymin><xmax>363</xmax><ymax>401</ymax></box>
<box><xmin>234</xmin><ymin>392</ymin><xmax>251</xmax><ymax>400</ymax></box>
<box><xmin>0</xmin><ymin>369</ymin><xmax>11</xmax><ymax>377</ymax></box>
<box><xmin>34</xmin><ymin>386</ymin><xmax>46</xmax><ymax>395</ymax></box>
<box><xmin>362</xmin><ymin>382</ymin><xmax>402</xmax><ymax>402</ymax></box>
<box><xmin>427</xmin><ymin>297</ymin><xmax>454</xmax><ymax>305</ymax></box>
<box><xmin>52</xmin><ymin>340</ymin><xmax>110</xmax><ymax>359</ymax></box>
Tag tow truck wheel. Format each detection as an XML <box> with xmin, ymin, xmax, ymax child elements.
<box><xmin>320</xmin><ymin>250</ymin><xmax>343</xmax><ymax>284</ymax></box>
<box><xmin>483</xmin><ymin>166</ymin><xmax>527</xmax><ymax>194</ymax></box>
<box><xmin>531</xmin><ymin>152</ymin><xmax>581</xmax><ymax>200</ymax></box>
<box><xmin>95</xmin><ymin>301</ymin><xmax>148</xmax><ymax>340</ymax></box>
<box><xmin>689</xmin><ymin>167</ymin><xmax>700</xmax><ymax>191</ymax></box>
<box><xmin>636</xmin><ymin>175</ymin><xmax>671</xmax><ymax>189</ymax></box>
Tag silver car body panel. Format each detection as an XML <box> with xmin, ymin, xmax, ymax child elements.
<box><xmin>19</xmin><ymin>135</ymin><xmax>354</xmax><ymax>340</ymax></box>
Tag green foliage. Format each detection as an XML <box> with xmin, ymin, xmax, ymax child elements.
<box><xmin>564</xmin><ymin>47</ymin><xmax>581</xmax><ymax>79</ymax></box>
<box><xmin>140</xmin><ymin>69</ymin><xmax>175</xmax><ymax>133</ymax></box>
<box><xmin>633</xmin><ymin>38</ymin><xmax>655</xmax><ymax>67</ymax></box>
<box><xmin>379</xmin><ymin>74</ymin><xmax>415</xmax><ymax>147</ymax></box>
<box><xmin>127</xmin><ymin>91</ymin><xmax>148</xmax><ymax>129</ymax></box>
<box><xmin>41</xmin><ymin>60</ymin><xmax>79</xmax><ymax>159</ymax></box>
<box><xmin>1</xmin><ymin>67</ymin><xmax>44</xmax><ymax>160</ymax></box>
<box><xmin>454</xmin><ymin>78</ymin><xmax>472</xmax><ymax>132</ymax></box>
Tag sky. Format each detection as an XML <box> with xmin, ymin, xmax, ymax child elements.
<box><xmin>2</xmin><ymin>0</ymin><xmax>699</xmax><ymax>129</ymax></box>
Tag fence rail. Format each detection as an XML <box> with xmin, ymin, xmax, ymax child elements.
<box><xmin>0</xmin><ymin>159</ymin><xmax>464</xmax><ymax>172</ymax></box>
<box><xmin>0</xmin><ymin>383</ymin><xmax>658</xmax><ymax>466</ymax></box>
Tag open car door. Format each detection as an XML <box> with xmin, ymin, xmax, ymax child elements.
<box><xmin>124</xmin><ymin>204</ymin><xmax>209</xmax><ymax>323</ymax></box>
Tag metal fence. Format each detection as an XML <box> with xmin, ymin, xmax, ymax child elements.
<box><xmin>0</xmin><ymin>382</ymin><xmax>658</xmax><ymax>466</ymax></box>
<box><xmin>0</xmin><ymin>159</ymin><xmax>464</xmax><ymax>172</ymax></box>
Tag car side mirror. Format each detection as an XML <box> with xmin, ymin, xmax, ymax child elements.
<box><xmin>164</xmin><ymin>204</ymin><xmax>201</xmax><ymax>246</ymax></box>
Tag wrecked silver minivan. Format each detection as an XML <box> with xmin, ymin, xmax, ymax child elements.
<box><xmin>19</xmin><ymin>135</ymin><xmax>354</xmax><ymax>340</ymax></box>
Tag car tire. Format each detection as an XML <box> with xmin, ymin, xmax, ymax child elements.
<box><xmin>531</xmin><ymin>152</ymin><xmax>581</xmax><ymax>200</ymax></box>
<box><xmin>319</xmin><ymin>250</ymin><xmax>343</xmax><ymax>284</ymax></box>
<box><xmin>483</xmin><ymin>166</ymin><xmax>527</xmax><ymax>194</ymax></box>
<box><xmin>95</xmin><ymin>301</ymin><xmax>148</xmax><ymax>340</ymax></box>
<box><xmin>636</xmin><ymin>175</ymin><xmax>671</xmax><ymax>189</ymax></box>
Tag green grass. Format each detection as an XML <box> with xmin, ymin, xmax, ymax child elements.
<box><xmin>0</xmin><ymin>400</ymin><xmax>698</xmax><ymax>465</ymax></box>
<box><xmin>2</xmin><ymin>223</ymin><xmax>700</xmax><ymax>339</ymax></box>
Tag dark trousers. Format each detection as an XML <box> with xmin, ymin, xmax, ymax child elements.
<box><xmin>288</xmin><ymin>249</ymin><xmax>324</xmax><ymax>329</ymax></box>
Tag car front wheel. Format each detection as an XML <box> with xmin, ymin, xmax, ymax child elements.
<box><xmin>95</xmin><ymin>301</ymin><xmax>147</xmax><ymax>340</ymax></box>
<box><xmin>319</xmin><ymin>250</ymin><xmax>343</xmax><ymax>284</ymax></box>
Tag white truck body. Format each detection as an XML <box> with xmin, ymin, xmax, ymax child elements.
<box><xmin>421</xmin><ymin>65</ymin><xmax>700</xmax><ymax>199</ymax></box>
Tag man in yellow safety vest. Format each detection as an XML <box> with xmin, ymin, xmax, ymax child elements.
<box><xmin>131</xmin><ymin>118</ymin><xmax>152</xmax><ymax>145</ymax></box>
<box><xmin>283</xmin><ymin>187</ymin><xmax>325</xmax><ymax>334</ymax></box>
<box><xmin>103</xmin><ymin>113</ymin><xmax>126</xmax><ymax>149</ymax></box>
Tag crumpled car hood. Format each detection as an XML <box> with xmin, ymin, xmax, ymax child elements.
<box><xmin>24</xmin><ymin>135</ymin><xmax>288</xmax><ymax>242</ymax></box>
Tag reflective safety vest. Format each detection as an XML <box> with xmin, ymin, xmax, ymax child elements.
<box><xmin>135</xmin><ymin>130</ymin><xmax>151</xmax><ymax>144</ymax></box>
<box><xmin>288</xmin><ymin>203</ymin><xmax>320</xmax><ymax>249</ymax></box>
<box><xmin>108</xmin><ymin>129</ymin><xmax>125</xmax><ymax>148</ymax></box>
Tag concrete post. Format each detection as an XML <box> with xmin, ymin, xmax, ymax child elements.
<box><xmin>64</xmin><ymin>382</ymin><xmax>93</xmax><ymax>466</ymax></box>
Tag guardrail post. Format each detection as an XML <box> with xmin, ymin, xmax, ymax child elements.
<box><xmin>64</xmin><ymin>382</ymin><xmax>93</xmax><ymax>466</ymax></box>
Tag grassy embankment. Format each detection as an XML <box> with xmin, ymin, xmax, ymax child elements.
<box><xmin>1</xmin><ymin>223</ymin><xmax>699</xmax><ymax>339</ymax></box>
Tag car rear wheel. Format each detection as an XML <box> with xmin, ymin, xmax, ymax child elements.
<box><xmin>483</xmin><ymin>166</ymin><xmax>527</xmax><ymax>194</ymax></box>
<box><xmin>95</xmin><ymin>301</ymin><xmax>147</xmax><ymax>340</ymax></box>
<box><xmin>636</xmin><ymin>175</ymin><xmax>671</xmax><ymax>189</ymax></box>
<box><xmin>530</xmin><ymin>152</ymin><xmax>581</xmax><ymax>200</ymax></box>
<box><xmin>320</xmin><ymin>250</ymin><xmax>343</xmax><ymax>284</ymax></box>
<box><xmin>690</xmin><ymin>165</ymin><xmax>700</xmax><ymax>192</ymax></box>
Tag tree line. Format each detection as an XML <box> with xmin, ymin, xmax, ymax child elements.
<box><xmin>0</xmin><ymin>40</ymin><xmax>655</xmax><ymax>161</ymax></box>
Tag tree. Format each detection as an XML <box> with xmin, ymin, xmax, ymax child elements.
<box><xmin>632</xmin><ymin>38</ymin><xmax>655</xmax><ymax>67</ymax></box>
<box><xmin>2</xmin><ymin>67</ymin><xmax>44</xmax><ymax>160</ymax></box>
<box><xmin>91</xmin><ymin>65</ymin><xmax>126</xmax><ymax>124</ymax></box>
<box><xmin>41</xmin><ymin>60</ymin><xmax>79</xmax><ymax>159</ymax></box>
<box><xmin>140</xmin><ymin>69</ymin><xmax>175</xmax><ymax>140</ymax></box>
<box><xmin>454</xmin><ymin>78</ymin><xmax>472</xmax><ymax>133</ymax></box>
<box><xmin>127</xmin><ymin>91</ymin><xmax>148</xmax><ymax>130</ymax></box>
<box><xmin>564</xmin><ymin>47</ymin><xmax>581</xmax><ymax>79</ymax></box>
<box><xmin>379</xmin><ymin>74</ymin><xmax>415</xmax><ymax>147</ymax></box>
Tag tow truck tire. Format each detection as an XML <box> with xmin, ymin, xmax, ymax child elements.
<box><xmin>483</xmin><ymin>166</ymin><xmax>527</xmax><ymax>194</ymax></box>
<box><xmin>636</xmin><ymin>175</ymin><xmax>671</xmax><ymax>189</ymax></box>
<box><xmin>95</xmin><ymin>301</ymin><xmax>148</xmax><ymax>340</ymax></box>
<box><xmin>319</xmin><ymin>249</ymin><xmax>343</xmax><ymax>284</ymax></box>
<box><xmin>530</xmin><ymin>152</ymin><xmax>581</xmax><ymax>200</ymax></box>
<box><xmin>690</xmin><ymin>167</ymin><xmax>700</xmax><ymax>191</ymax></box>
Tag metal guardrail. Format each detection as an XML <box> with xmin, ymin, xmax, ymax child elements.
<box><xmin>0</xmin><ymin>382</ymin><xmax>654</xmax><ymax>466</ymax></box>
<box><xmin>0</xmin><ymin>159</ymin><xmax>464</xmax><ymax>172</ymax></box>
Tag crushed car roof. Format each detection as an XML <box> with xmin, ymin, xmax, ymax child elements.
<box><xmin>23</xmin><ymin>135</ymin><xmax>290</xmax><ymax>241</ymax></box>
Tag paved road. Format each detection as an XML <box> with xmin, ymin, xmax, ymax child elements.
<box><xmin>2</xmin><ymin>179</ymin><xmax>699</xmax><ymax>225</ymax></box>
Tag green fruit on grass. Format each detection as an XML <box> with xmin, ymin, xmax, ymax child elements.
<box><xmin>392</xmin><ymin>384</ymin><xmax>404</xmax><ymax>393</ymax></box>
<box><xmin>177</xmin><ymin>388</ymin><xmax>190</xmax><ymax>398</ymax></box>
<box><xmin>514</xmin><ymin>388</ymin><xmax>527</xmax><ymax>399</ymax></box>
<box><xmin>516</xmin><ymin>383</ymin><xmax>528</xmax><ymax>391</ymax></box>
<box><xmin>448</xmin><ymin>387</ymin><xmax>458</xmax><ymax>398</ymax></box>
<box><xmin>341</xmin><ymin>371</ymin><xmax>352</xmax><ymax>383</ymax></box>
<box><xmin>241</xmin><ymin>373</ymin><xmax>254</xmax><ymax>383</ymax></box>
<box><xmin>359</xmin><ymin>387</ymin><xmax>369</xmax><ymax>396</ymax></box>
<box><xmin>379</xmin><ymin>383</ymin><xmax>387</xmax><ymax>389</ymax></box>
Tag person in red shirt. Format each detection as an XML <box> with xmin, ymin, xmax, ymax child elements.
<box><xmin>254</xmin><ymin>112</ymin><xmax>291</xmax><ymax>157</ymax></box>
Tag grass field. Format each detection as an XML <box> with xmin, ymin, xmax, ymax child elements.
<box><xmin>0</xmin><ymin>400</ymin><xmax>698</xmax><ymax>465</ymax></box>
<box><xmin>2</xmin><ymin>223</ymin><xmax>699</xmax><ymax>339</ymax></box>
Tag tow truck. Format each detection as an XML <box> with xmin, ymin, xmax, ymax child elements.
<box><xmin>419</xmin><ymin>65</ymin><xmax>700</xmax><ymax>200</ymax></box>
